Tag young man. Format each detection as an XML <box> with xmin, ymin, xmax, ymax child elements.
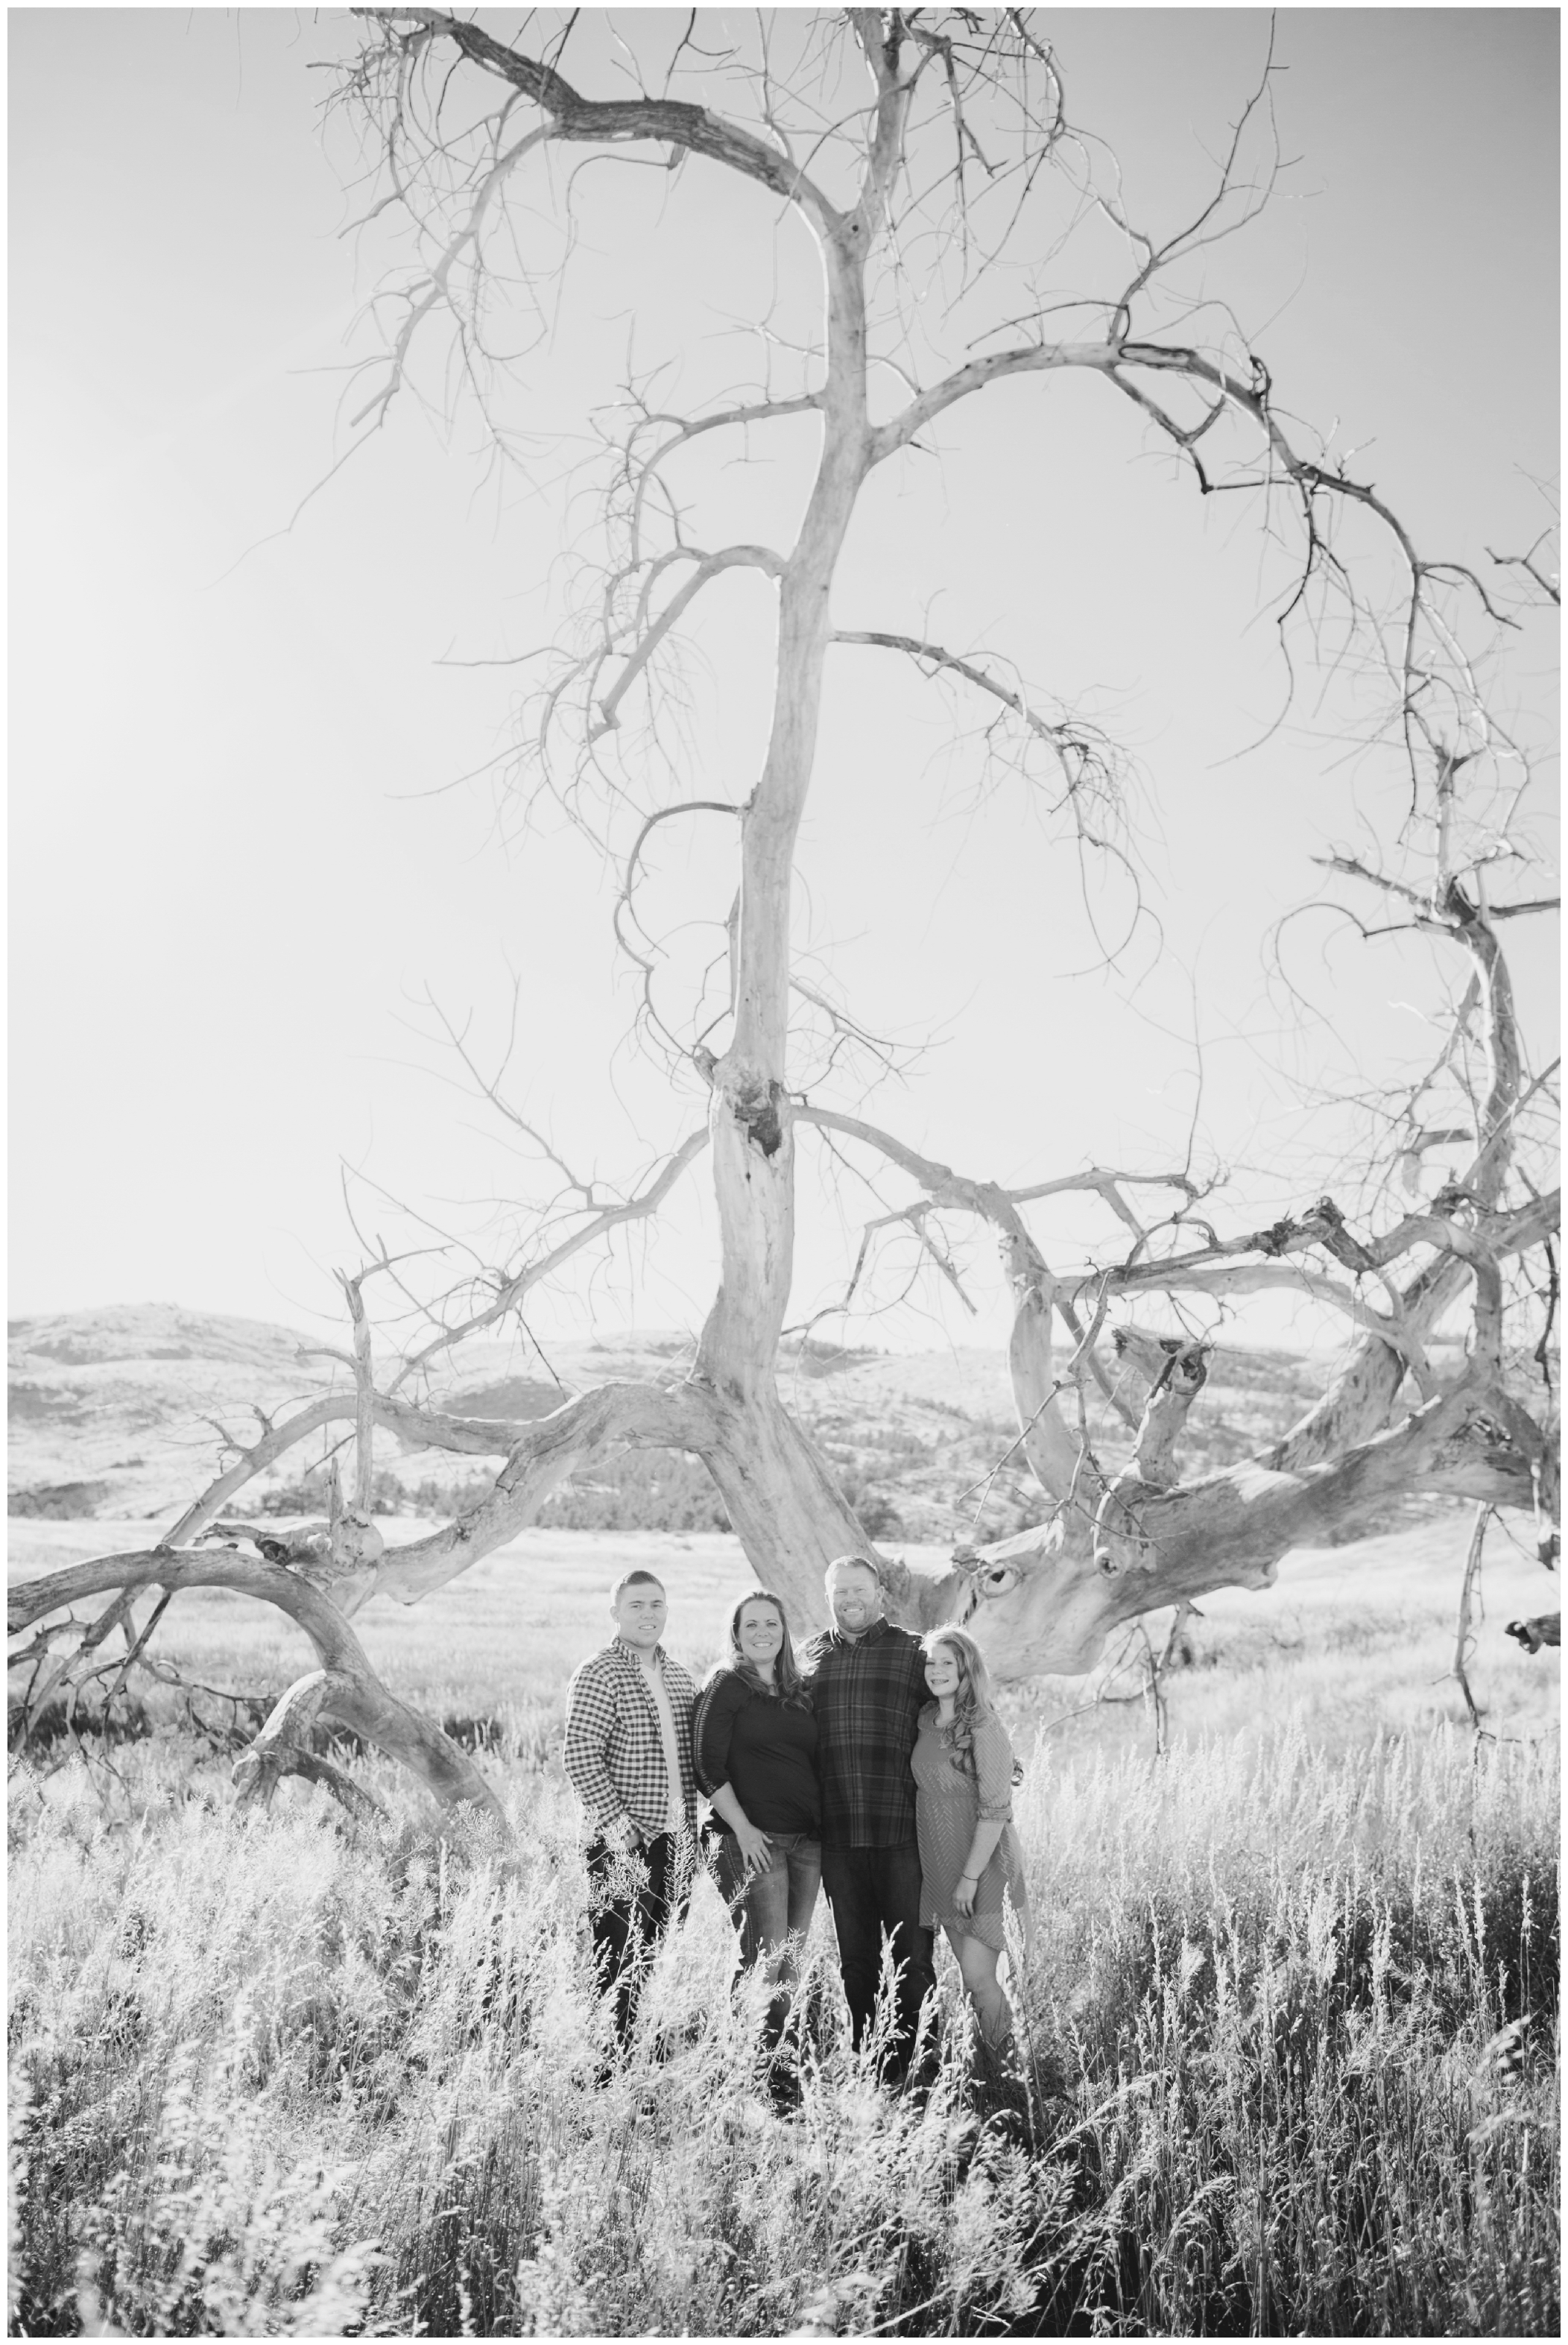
<box><xmin>802</xmin><ymin>1555</ymin><xmax>936</xmax><ymax>2081</ymax></box>
<box><xmin>563</xmin><ymin>1568</ymin><xmax>698</xmax><ymax>2048</ymax></box>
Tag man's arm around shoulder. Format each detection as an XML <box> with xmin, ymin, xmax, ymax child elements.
<box><xmin>797</xmin><ymin>1630</ymin><xmax>834</xmax><ymax>1685</ymax></box>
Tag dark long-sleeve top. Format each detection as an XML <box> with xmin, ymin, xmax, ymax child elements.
<box><xmin>800</xmin><ymin>1617</ymin><xmax>927</xmax><ymax>1849</ymax></box>
<box><xmin>692</xmin><ymin>1668</ymin><xmax>820</xmax><ymax>1835</ymax></box>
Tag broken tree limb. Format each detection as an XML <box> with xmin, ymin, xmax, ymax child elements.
<box><xmin>159</xmin><ymin>1389</ymin><xmax>534</xmax><ymax>1553</ymax></box>
<box><xmin>232</xmin><ymin>1670</ymin><xmax>389</xmax><ymax>1822</ymax></box>
<box><xmin>9</xmin><ymin>1549</ymin><xmax>500</xmax><ymax>1820</ymax></box>
<box><xmin>1114</xmin><ymin>1328</ymin><xmax>1213</xmax><ymax>1486</ymax></box>
<box><xmin>1452</xmin><ymin>1504</ymin><xmax>1490</xmax><ymax>1730</ymax></box>
<box><xmin>1090</xmin><ymin>1330</ymin><xmax>1213</xmax><ymax>1575</ymax></box>
<box><xmin>952</xmin><ymin>1375</ymin><xmax>1554</xmax><ymax>1678</ymax></box>
<box><xmin>371</xmin><ymin>1379</ymin><xmax>715</xmax><ymax>1605</ymax></box>
<box><xmin>197</xmin><ymin>1513</ymin><xmax>388</xmax><ymax>1617</ymax></box>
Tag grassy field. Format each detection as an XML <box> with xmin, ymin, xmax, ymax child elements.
<box><xmin>7</xmin><ymin>1510</ymin><xmax>1561</xmax><ymax>1760</ymax></box>
<box><xmin>8</xmin><ymin>1516</ymin><xmax>1561</xmax><ymax>2336</ymax></box>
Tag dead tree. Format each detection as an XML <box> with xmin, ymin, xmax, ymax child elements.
<box><xmin>10</xmin><ymin>11</ymin><xmax>1558</xmax><ymax>1810</ymax></box>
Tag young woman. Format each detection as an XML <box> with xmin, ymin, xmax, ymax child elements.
<box><xmin>693</xmin><ymin>1591</ymin><xmax>822</xmax><ymax>2024</ymax></box>
<box><xmin>912</xmin><ymin>1626</ymin><xmax>1030</xmax><ymax>2051</ymax></box>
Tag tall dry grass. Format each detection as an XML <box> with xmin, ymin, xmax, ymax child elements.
<box><xmin>9</xmin><ymin>1702</ymin><xmax>1557</xmax><ymax>2338</ymax></box>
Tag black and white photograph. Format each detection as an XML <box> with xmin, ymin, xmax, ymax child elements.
<box><xmin>8</xmin><ymin>6</ymin><xmax>1560</xmax><ymax>2336</ymax></box>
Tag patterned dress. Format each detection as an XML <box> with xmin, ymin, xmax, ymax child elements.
<box><xmin>911</xmin><ymin>1702</ymin><xmax>1028</xmax><ymax>1951</ymax></box>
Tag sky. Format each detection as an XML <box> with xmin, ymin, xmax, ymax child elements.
<box><xmin>8</xmin><ymin>4</ymin><xmax>1559</xmax><ymax>1363</ymax></box>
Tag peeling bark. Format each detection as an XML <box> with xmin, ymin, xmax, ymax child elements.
<box><xmin>700</xmin><ymin>1070</ymin><xmax>799</xmax><ymax>1398</ymax></box>
<box><xmin>696</xmin><ymin>1384</ymin><xmax>872</xmax><ymax>1627</ymax></box>
<box><xmin>1004</xmin><ymin>1249</ymin><xmax>1101</xmax><ymax>1505</ymax></box>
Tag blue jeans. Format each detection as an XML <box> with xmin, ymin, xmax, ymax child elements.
<box><xmin>711</xmin><ymin>1828</ymin><xmax>823</xmax><ymax>1982</ymax></box>
<box><xmin>821</xmin><ymin>1839</ymin><xmax>936</xmax><ymax>2074</ymax></box>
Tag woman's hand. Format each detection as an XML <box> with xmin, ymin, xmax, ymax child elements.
<box><xmin>953</xmin><ymin>1871</ymin><xmax>978</xmax><ymax>1918</ymax></box>
<box><xmin>733</xmin><ymin>1817</ymin><xmax>774</xmax><ymax>1875</ymax></box>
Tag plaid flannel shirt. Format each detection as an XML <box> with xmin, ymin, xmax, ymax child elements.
<box><xmin>800</xmin><ymin>1617</ymin><xmax>927</xmax><ymax>1848</ymax></box>
<box><xmin>563</xmin><ymin>1638</ymin><xmax>699</xmax><ymax>1844</ymax></box>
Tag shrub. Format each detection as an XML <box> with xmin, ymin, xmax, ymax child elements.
<box><xmin>8</xmin><ymin>1481</ymin><xmax>113</xmax><ymax>1519</ymax></box>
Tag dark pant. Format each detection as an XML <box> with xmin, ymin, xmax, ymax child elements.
<box><xmin>821</xmin><ymin>1839</ymin><xmax>936</xmax><ymax>2074</ymax></box>
<box><xmin>586</xmin><ymin>1831</ymin><xmax>692</xmax><ymax>2046</ymax></box>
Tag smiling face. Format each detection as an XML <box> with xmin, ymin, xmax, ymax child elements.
<box><xmin>825</xmin><ymin>1559</ymin><xmax>883</xmax><ymax>1639</ymax></box>
<box><xmin>737</xmin><ymin>1599</ymin><xmax>784</xmax><ymax>1673</ymax></box>
<box><xmin>612</xmin><ymin>1578</ymin><xmax>668</xmax><ymax>1652</ymax></box>
<box><xmin>923</xmin><ymin>1639</ymin><xmax>964</xmax><ymax>1702</ymax></box>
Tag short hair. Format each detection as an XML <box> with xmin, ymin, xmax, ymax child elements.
<box><xmin>610</xmin><ymin>1568</ymin><xmax>666</xmax><ymax>1606</ymax></box>
<box><xmin>823</xmin><ymin>1553</ymin><xmax>881</xmax><ymax>1587</ymax></box>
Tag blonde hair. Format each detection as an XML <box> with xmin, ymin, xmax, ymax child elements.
<box><xmin>921</xmin><ymin>1625</ymin><xmax>995</xmax><ymax>1773</ymax></box>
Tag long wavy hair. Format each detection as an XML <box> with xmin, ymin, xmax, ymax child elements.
<box><xmin>921</xmin><ymin>1625</ymin><xmax>996</xmax><ymax>1773</ymax></box>
<box><xmin>723</xmin><ymin>1588</ymin><xmax>811</xmax><ymax>1709</ymax></box>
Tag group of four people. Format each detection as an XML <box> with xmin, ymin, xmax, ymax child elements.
<box><xmin>563</xmin><ymin>1553</ymin><xmax>1030</xmax><ymax>2083</ymax></box>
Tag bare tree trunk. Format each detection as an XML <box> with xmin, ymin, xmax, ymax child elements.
<box><xmin>698</xmin><ymin>1389</ymin><xmax>873</xmax><ymax>1623</ymax></box>
<box><xmin>696</xmin><ymin>236</ymin><xmax>869</xmax><ymax>1408</ymax></box>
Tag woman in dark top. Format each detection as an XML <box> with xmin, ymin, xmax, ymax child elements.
<box><xmin>693</xmin><ymin>1590</ymin><xmax>822</xmax><ymax>2011</ymax></box>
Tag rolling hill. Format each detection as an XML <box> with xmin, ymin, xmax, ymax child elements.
<box><xmin>8</xmin><ymin>1303</ymin><xmax>1423</xmax><ymax>1545</ymax></box>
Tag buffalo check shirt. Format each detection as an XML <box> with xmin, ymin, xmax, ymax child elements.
<box><xmin>563</xmin><ymin>1638</ymin><xmax>699</xmax><ymax>1845</ymax></box>
<box><xmin>800</xmin><ymin>1617</ymin><xmax>928</xmax><ymax>1849</ymax></box>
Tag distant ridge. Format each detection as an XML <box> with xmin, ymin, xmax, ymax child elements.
<box><xmin>9</xmin><ymin>1303</ymin><xmax>1327</xmax><ymax>1537</ymax></box>
<box><xmin>10</xmin><ymin>1305</ymin><xmax>323</xmax><ymax>1521</ymax></box>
